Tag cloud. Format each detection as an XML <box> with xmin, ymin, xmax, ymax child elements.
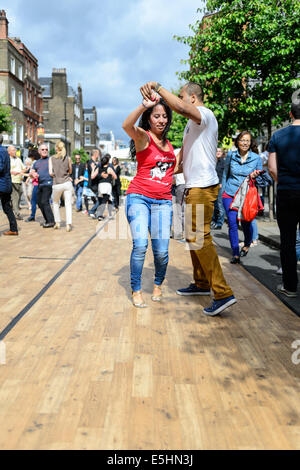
<box><xmin>1</xmin><ymin>0</ymin><xmax>204</xmax><ymax>141</ymax></box>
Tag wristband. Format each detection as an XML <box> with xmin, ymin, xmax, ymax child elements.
<box><xmin>155</xmin><ymin>82</ymin><xmax>162</xmax><ymax>93</ymax></box>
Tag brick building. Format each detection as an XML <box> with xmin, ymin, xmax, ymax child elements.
<box><xmin>39</xmin><ymin>68</ymin><xmax>84</xmax><ymax>155</ymax></box>
<box><xmin>83</xmin><ymin>106</ymin><xmax>99</xmax><ymax>156</ymax></box>
<box><xmin>0</xmin><ymin>10</ymin><xmax>25</xmax><ymax>146</ymax></box>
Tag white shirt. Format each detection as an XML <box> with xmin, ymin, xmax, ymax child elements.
<box><xmin>182</xmin><ymin>106</ymin><xmax>219</xmax><ymax>188</ymax></box>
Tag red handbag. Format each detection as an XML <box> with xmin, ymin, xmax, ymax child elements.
<box><xmin>242</xmin><ymin>179</ymin><xmax>264</xmax><ymax>222</ymax></box>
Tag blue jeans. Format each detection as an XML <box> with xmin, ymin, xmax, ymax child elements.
<box><xmin>212</xmin><ymin>186</ymin><xmax>225</xmax><ymax>227</ymax></box>
<box><xmin>251</xmin><ymin>218</ymin><xmax>258</xmax><ymax>241</ymax></box>
<box><xmin>223</xmin><ymin>196</ymin><xmax>253</xmax><ymax>257</ymax></box>
<box><xmin>126</xmin><ymin>193</ymin><xmax>173</xmax><ymax>292</ymax></box>
<box><xmin>30</xmin><ymin>185</ymin><xmax>38</xmax><ymax>219</ymax></box>
<box><xmin>74</xmin><ymin>185</ymin><xmax>83</xmax><ymax>210</ymax></box>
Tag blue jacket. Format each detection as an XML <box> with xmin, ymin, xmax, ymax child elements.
<box><xmin>222</xmin><ymin>149</ymin><xmax>262</xmax><ymax>197</ymax></box>
<box><xmin>0</xmin><ymin>145</ymin><xmax>12</xmax><ymax>193</ymax></box>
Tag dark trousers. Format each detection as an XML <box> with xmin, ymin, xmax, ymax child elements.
<box><xmin>37</xmin><ymin>185</ymin><xmax>54</xmax><ymax>224</ymax></box>
<box><xmin>0</xmin><ymin>191</ymin><xmax>18</xmax><ymax>232</ymax></box>
<box><xmin>276</xmin><ymin>189</ymin><xmax>300</xmax><ymax>292</ymax></box>
<box><xmin>112</xmin><ymin>183</ymin><xmax>121</xmax><ymax>209</ymax></box>
<box><xmin>98</xmin><ymin>194</ymin><xmax>113</xmax><ymax>217</ymax></box>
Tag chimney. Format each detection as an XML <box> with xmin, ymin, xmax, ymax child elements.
<box><xmin>0</xmin><ymin>10</ymin><xmax>8</xmax><ymax>39</ymax></box>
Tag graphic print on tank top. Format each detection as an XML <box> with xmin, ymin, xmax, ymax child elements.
<box><xmin>149</xmin><ymin>157</ymin><xmax>174</xmax><ymax>184</ymax></box>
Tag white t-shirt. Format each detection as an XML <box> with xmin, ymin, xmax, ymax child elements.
<box><xmin>182</xmin><ymin>106</ymin><xmax>219</xmax><ymax>188</ymax></box>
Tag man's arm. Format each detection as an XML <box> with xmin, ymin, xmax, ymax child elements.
<box><xmin>268</xmin><ymin>152</ymin><xmax>278</xmax><ymax>182</ymax></box>
<box><xmin>140</xmin><ymin>81</ymin><xmax>201</xmax><ymax>124</ymax></box>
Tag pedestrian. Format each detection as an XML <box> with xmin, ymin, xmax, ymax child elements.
<box><xmin>112</xmin><ymin>156</ymin><xmax>121</xmax><ymax>211</ymax></box>
<box><xmin>25</xmin><ymin>149</ymin><xmax>40</xmax><ymax>222</ymax></box>
<box><xmin>122</xmin><ymin>91</ymin><xmax>176</xmax><ymax>308</ymax></box>
<box><xmin>140</xmin><ymin>81</ymin><xmax>235</xmax><ymax>316</ymax></box>
<box><xmin>91</xmin><ymin>154</ymin><xmax>117</xmax><ymax>221</ymax></box>
<box><xmin>268</xmin><ymin>100</ymin><xmax>300</xmax><ymax>298</ymax></box>
<box><xmin>0</xmin><ymin>135</ymin><xmax>18</xmax><ymax>235</ymax></box>
<box><xmin>49</xmin><ymin>141</ymin><xmax>73</xmax><ymax>232</ymax></box>
<box><xmin>171</xmin><ymin>148</ymin><xmax>185</xmax><ymax>240</ymax></box>
<box><xmin>81</xmin><ymin>162</ymin><xmax>94</xmax><ymax>213</ymax></box>
<box><xmin>22</xmin><ymin>156</ymin><xmax>33</xmax><ymax>211</ymax></box>
<box><xmin>31</xmin><ymin>144</ymin><xmax>55</xmax><ymax>228</ymax></box>
<box><xmin>87</xmin><ymin>149</ymin><xmax>101</xmax><ymax>218</ymax></box>
<box><xmin>222</xmin><ymin>131</ymin><xmax>262</xmax><ymax>264</ymax></box>
<box><xmin>72</xmin><ymin>152</ymin><xmax>86</xmax><ymax>212</ymax></box>
<box><xmin>8</xmin><ymin>145</ymin><xmax>27</xmax><ymax>220</ymax></box>
<box><xmin>211</xmin><ymin>147</ymin><xmax>226</xmax><ymax>230</ymax></box>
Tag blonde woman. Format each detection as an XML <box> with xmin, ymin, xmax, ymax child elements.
<box><xmin>49</xmin><ymin>141</ymin><xmax>73</xmax><ymax>231</ymax></box>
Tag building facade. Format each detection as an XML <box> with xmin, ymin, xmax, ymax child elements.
<box><xmin>39</xmin><ymin>68</ymin><xmax>84</xmax><ymax>155</ymax></box>
<box><xmin>0</xmin><ymin>10</ymin><xmax>24</xmax><ymax>147</ymax></box>
<box><xmin>15</xmin><ymin>39</ymin><xmax>43</xmax><ymax>146</ymax></box>
<box><xmin>83</xmin><ymin>106</ymin><xmax>99</xmax><ymax>156</ymax></box>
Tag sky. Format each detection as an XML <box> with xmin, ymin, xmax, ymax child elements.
<box><xmin>2</xmin><ymin>0</ymin><xmax>205</xmax><ymax>143</ymax></box>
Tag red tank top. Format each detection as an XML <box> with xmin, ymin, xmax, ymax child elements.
<box><xmin>127</xmin><ymin>132</ymin><xmax>176</xmax><ymax>200</ymax></box>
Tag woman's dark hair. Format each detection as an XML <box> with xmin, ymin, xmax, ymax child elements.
<box><xmin>101</xmin><ymin>155</ymin><xmax>110</xmax><ymax>166</ymax></box>
<box><xmin>235</xmin><ymin>130</ymin><xmax>258</xmax><ymax>154</ymax></box>
<box><xmin>28</xmin><ymin>149</ymin><xmax>40</xmax><ymax>160</ymax></box>
<box><xmin>113</xmin><ymin>157</ymin><xmax>119</xmax><ymax>164</ymax></box>
<box><xmin>130</xmin><ymin>98</ymin><xmax>172</xmax><ymax>160</ymax></box>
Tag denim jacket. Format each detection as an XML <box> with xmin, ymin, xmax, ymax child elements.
<box><xmin>222</xmin><ymin>149</ymin><xmax>262</xmax><ymax>197</ymax></box>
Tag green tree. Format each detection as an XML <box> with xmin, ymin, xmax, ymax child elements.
<box><xmin>0</xmin><ymin>103</ymin><xmax>13</xmax><ymax>134</ymax></box>
<box><xmin>168</xmin><ymin>112</ymin><xmax>187</xmax><ymax>149</ymax></box>
<box><xmin>175</xmin><ymin>0</ymin><xmax>300</xmax><ymax>140</ymax></box>
<box><xmin>72</xmin><ymin>148</ymin><xmax>89</xmax><ymax>163</ymax></box>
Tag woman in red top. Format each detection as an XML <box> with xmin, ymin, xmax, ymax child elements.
<box><xmin>122</xmin><ymin>93</ymin><xmax>179</xmax><ymax>307</ymax></box>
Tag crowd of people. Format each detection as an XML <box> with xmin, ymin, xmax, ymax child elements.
<box><xmin>1</xmin><ymin>81</ymin><xmax>299</xmax><ymax>310</ymax></box>
<box><xmin>0</xmin><ymin>138</ymin><xmax>122</xmax><ymax>234</ymax></box>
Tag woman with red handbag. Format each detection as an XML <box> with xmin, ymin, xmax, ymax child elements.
<box><xmin>222</xmin><ymin>131</ymin><xmax>262</xmax><ymax>264</ymax></box>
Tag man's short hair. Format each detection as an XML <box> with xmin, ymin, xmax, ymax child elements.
<box><xmin>184</xmin><ymin>82</ymin><xmax>203</xmax><ymax>102</ymax></box>
<box><xmin>291</xmin><ymin>101</ymin><xmax>300</xmax><ymax>119</ymax></box>
<box><xmin>0</xmin><ymin>135</ymin><xmax>3</xmax><ymax>144</ymax></box>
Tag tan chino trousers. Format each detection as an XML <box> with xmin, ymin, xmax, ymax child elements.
<box><xmin>185</xmin><ymin>185</ymin><xmax>233</xmax><ymax>300</ymax></box>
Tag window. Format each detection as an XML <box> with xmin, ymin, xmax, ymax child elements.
<box><xmin>10</xmin><ymin>56</ymin><xmax>15</xmax><ymax>75</ymax></box>
<box><xmin>85</xmin><ymin>125</ymin><xmax>91</xmax><ymax>134</ymax></box>
<box><xmin>19</xmin><ymin>125</ymin><xmax>24</xmax><ymax>145</ymax></box>
<box><xmin>18</xmin><ymin>64</ymin><xmax>22</xmax><ymax>81</ymax></box>
<box><xmin>85</xmin><ymin>137</ymin><xmax>91</xmax><ymax>145</ymax></box>
<box><xmin>18</xmin><ymin>92</ymin><xmax>23</xmax><ymax>111</ymax></box>
<box><xmin>12</xmin><ymin>122</ymin><xmax>17</xmax><ymax>144</ymax></box>
<box><xmin>11</xmin><ymin>87</ymin><xmax>16</xmax><ymax>106</ymax></box>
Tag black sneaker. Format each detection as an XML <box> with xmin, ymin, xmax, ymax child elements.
<box><xmin>176</xmin><ymin>283</ymin><xmax>211</xmax><ymax>296</ymax></box>
<box><xmin>203</xmin><ymin>295</ymin><xmax>237</xmax><ymax>316</ymax></box>
<box><xmin>25</xmin><ymin>217</ymin><xmax>35</xmax><ymax>222</ymax></box>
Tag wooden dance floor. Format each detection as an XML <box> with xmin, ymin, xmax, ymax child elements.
<box><xmin>0</xmin><ymin>207</ymin><xmax>299</xmax><ymax>450</ymax></box>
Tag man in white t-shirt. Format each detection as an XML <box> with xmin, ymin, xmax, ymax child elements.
<box><xmin>140</xmin><ymin>81</ymin><xmax>236</xmax><ymax>316</ymax></box>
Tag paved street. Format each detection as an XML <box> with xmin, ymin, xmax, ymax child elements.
<box><xmin>212</xmin><ymin>218</ymin><xmax>300</xmax><ymax>317</ymax></box>
<box><xmin>0</xmin><ymin>203</ymin><xmax>299</xmax><ymax>450</ymax></box>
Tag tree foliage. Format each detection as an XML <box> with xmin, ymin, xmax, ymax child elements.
<box><xmin>0</xmin><ymin>103</ymin><xmax>13</xmax><ymax>134</ymax></box>
<box><xmin>72</xmin><ymin>147</ymin><xmax>89</xmax><ymax>162</ymax></box>
<box><xmin>175</xmin><ymin>0</ymin><xmax>300</xmax><ymax>140</ymax></box>
<box><xmin>168</xmin><ymin>112</ymin><xmax>187</xmax><ymax>149</ymax></box>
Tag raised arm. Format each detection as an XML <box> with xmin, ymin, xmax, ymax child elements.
<box><xmin>140</xmin><ymin>82</ymin><xmax>201</xmax><ymax>124</ymax></box>
<box><xmin>122</xmin><ymin>97</ymin><xmax>159</xmax><ymax>152</ymax></box>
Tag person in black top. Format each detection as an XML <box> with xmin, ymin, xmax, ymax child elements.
<box><xmin>0</xmin><ymin>134</ymin><xmax>18</xmax><ymax>235</ymax></box>
<box><xmin>112</xmin><ymin>157</ymin><xmax>121</xmax><ymax>211</ymax></box>
<box><xmin>211</xmin><ymin>147</ymin><xmax>226</xmax><ymax>229</ymax></box>
<box><xmin>268</xmin><ymin>100</ymin><xmax>300</xmax><ymax>297</ymax></box>
<box><xmin>88</xmin><ymin>149</ymin><xmax>101</xmax><ymax>218</ymax></box>
<box><xmin>72</xmin><ymin>153</ymin><xmax>86</xmax><ymax>212</ymax></box>
<box><xmin>91</xmin><ymin>154</ymin><xmax>117</xmax><ymax>220</ymax></box>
